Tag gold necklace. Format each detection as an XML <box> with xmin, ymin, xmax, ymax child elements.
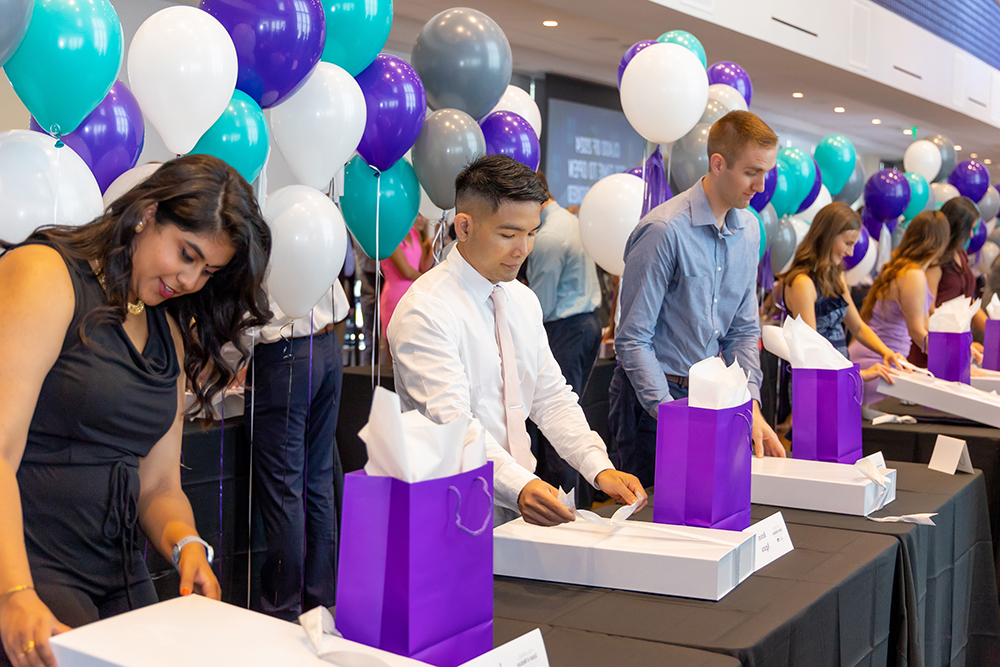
<box><xmin>93</xmin><ymin>260</ymin><xmax>145</xmax><ymax>316</ymax></box>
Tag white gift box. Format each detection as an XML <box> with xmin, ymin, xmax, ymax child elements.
<box><xmin>879</xmin><ymin>373</ymin><xmax>1000</xmax><ymax>428</ymax></box>
<box><xmin>971</xmin><ymin>375</ymin><xmax>1000</xmax><ymax>394</ymax></box>
<box><xmin>494</xmin><ymin>518</ymin><xmax>755</xmax><ymax>601</ymax></box>
<box><xmin>50</xmin><ymin>595</ymin><xmax>429</xmax><ymax>667</ymax></box>
<box><xmin>751</xmin><ymin>457</ymin><xmax>896</xmax><ymax>516</ymax></box>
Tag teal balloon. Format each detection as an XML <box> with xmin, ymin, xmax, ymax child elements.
<box><xmin>341</xmin><ymin>155</ymin><xmax>420</xmax><ymax>260</ymax></box>
<box><xmin>321</xmin><ymin>0</ymin><xmax>393</xmax><ymax>77</ymax></box>
<box><xmin>4</xmin><ymin>0</ymin><xmax>123</xmax><ymax>136</ymax></box>
<box><xmin>778</xmin><ymin>147</ymin><xmax>815</xmax><ymax>212</ymax></box>
<box><xmin>770</xmin><ymin>159</ymin><xmax>798</xmax><ymax>218</ymax></box>
<box><xmin>814</xmin><ymin>134</ymin><xmax>856</xmax><ymax>196</ymax></box>
<box><xmin>749</xmin><ymin>206</ymin><xmax>767</xmax><ymax>261</ymax></box>
<box><xmin>902</xmin><ymin>172</ymin><xmax>929</xmax><ymax>221</ymax></box>
<box><xmin>189</xmin><ymin>90</ymin><xmax>270</xmax><ymax>183</ymax></box>
<box><xmin>656</xmin><ymin>30</ymin><xmax>706</xmax><ymax>68</ymax></box>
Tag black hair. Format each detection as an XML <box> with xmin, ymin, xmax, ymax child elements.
<box><xmin>535</xmin><ymin>170</ymin><xmax>551</xmax><ymax>199</ymax></box>
<box><xmin>939</xmin><ymin>196</ymin><xmax>979</xmax><ymax>264</ymax></box>
<box><xmin>454</xmin><ymin>154</ymin><xmax>547</xmax><ymax>214</ymax></box>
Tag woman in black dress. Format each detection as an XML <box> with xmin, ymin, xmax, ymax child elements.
<box><xmin>0</xmin><ymin>155</ymin><xmax>271</xmax><ymax>667</ymax></box>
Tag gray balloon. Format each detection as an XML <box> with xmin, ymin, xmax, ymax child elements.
<box><xmin>988</xmin><ymin>227</ymin><xmax>1000</xmax><ymax>248</ymax></box>
<box><xmin>670</xmin><ymin>123</ymin><xmax>710</xmax><ymax>192</ymax></box>
<box><xmin>833</xmin><ymin>158</ymin><xmax>865</xmax><ymax>205</ymax></box>
<box><xmin>923</xmin><ymin>184</ymin><xmax>937</xmax><ymax>212</ymax></box>
<box><xmin>928</xmin><ymin>133</ymin><xmax>956</xmax><ymax>183</ymax></box>
<box><xmin>770</xmin><ymin>217</ymin><xmax>797</xmax><ymax>274</ymax></box>
<box><xmin>412</xmin><ymin>8</ymin><xmax>513</xmax><ymax>120</ymax></box>
<box><xmin>759</xmin><ymin>203</ymin><xmax>779</xmax><ymax>249</ymax></box>
<box><xmin>699</xmin><ymin>99</ymin><xmax>728</xmax><ymax>125</ymax></box>
<box><xmin>979</xmin><ymin>185</ymin><xmax>1000</xmax><ymax>222</ymax></box>
<box><xmin>892</xmin><ymin>221</ymin><xmax>905</xmax><ymax>250</ymax></box>
<box><xmin>411</xmin><ymin>108</ymin><xmax>486</xmax><ymax>210</ymax></box>
<box><xmin>0</xmin><ymin>0</ymin><xmax>32</xmax><ymax>68</ymax></box>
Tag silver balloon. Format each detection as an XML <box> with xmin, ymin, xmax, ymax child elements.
<box><xmin>410</xmin><ymin>108</ymin><xmax>486</xmax><ymax>210</ymax></box>
<box><xmin>979</xmin><ymin>185</ymin><xmax>1000</xmax><ymax>222</ymax></box>
<box><xmin>411</xmin><ymin>8</ymin><xmax>513</xmax><ymax>120</ymax></box>
<box><xmin>989</xmin><ymin>226</ymin><xmax>1000</xmax><ymax>248</ymax></box>
<box><xmin>928</xmin><ymin>133</ymin><xmax>956</xmax><ymax>183</ymax></box>
<box><xmin>670</xmin><ymin>123</ymin><xmax>710</xmax><ymax>193</ymax></box>
<box><xmin>699</xmin><ymin>98</ymin><xmax>727</xmax><ymax>125</ymax></box>
<box><xmin>832</xmin><ymin>158</ymin><xmax>865</xmax><ymax>205</ymax></box>
<box><xmin>0</xmin><ymin>0</ymin><xmax>32</xmax><ymax>67</ymax></box>
<box><xmin>892</xmin><ymin>221</ymin><xmax>905</xmax><ymax>250</ymax></box>
<box><xmin>759</xmin><ymin>203</ymin><xmax>779</xmax><ymax>248</ymax></box>
<box><xmin>769</xmin><ymin>217</ymin><xmax>797</xmax><ymax>274</ymax></box>
<box><xmin>923</xmin><ymin>183</ymin><xmax>937</xmax><ymax>212</ymax></box>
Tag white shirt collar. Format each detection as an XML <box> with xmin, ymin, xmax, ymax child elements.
<box><xmin>448</xmin><ymin>244</ymin><xmax>508</xmax><ymax>306</ymax></box>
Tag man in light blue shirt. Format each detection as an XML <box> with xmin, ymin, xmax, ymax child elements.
<box><xmin>526</xmin><ymin>173</ymin><xmax>603</xmax><ymax>496</ymax></box>
<box><xmin>611</xmin><ymin>111</ymin><xmax>785</xmax><ymax>487</ymax></box>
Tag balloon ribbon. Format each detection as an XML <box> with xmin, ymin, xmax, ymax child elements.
<box><xmin>642</xmin><ymin>147</ymin><xmax>669</xmax><ymax>217</ymax></box>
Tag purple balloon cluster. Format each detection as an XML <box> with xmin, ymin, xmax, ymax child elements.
<box><xmin>949</xmin><ymin>160</ymin><xmax>990</xmax><ymax>202</ymax></box>
<box><xmin>479</xmin><ymin>111</ymin><xmax>540</xmax><ymax>171</ymax></box>
<box><xmin>707</xmin><ymin>61</ymin><xmax>753</xmax><ymax>106</ymax></box>
<box><xmin>864</xmin><ymin>169</ymin><xmax>910</xmax><ymax>223</ymax></box>
<box><xmin>355</xmin><ymin>54</ymin><xmax>427</xmax><ymax>172</ymax></box>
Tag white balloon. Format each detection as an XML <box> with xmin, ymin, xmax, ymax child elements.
<box><xmin>976</xmin><ymin>241</ymin><xmax>1000</xmax><ymax>276</ymax></box>
<box><xmin>707</xmin><ymin>83</ymin><xmax>749</xmax><ymax>114</ymax></box>
<box><xmin>489</xmin><ymin>85</ymin><xmax>542</xmax><ymax>139</ymax></box>
<box><xmin>0</xmin><ymin>130</ymin><xmax>103</xmax><ymax>244</ymax></box>
<box><xmin>271</xmin><ymin>63</ymin><xmax>366</xmax><ymax>191</ymax></box>
<box><xmin>930</xmin><ymin>181</ymin><xmax>960</xmax><ymax>206</ymax></box>
<box><xmin>128</xmin><ymin>7</ymin><xmax>238</xmax><ymax>155</ymax></box>
<box><xmin>846</xmin><ymin>237</ymin><xmax>878</xmax><ymax>286</ymax></box>
<box><xmin>798</xmin><ymin>184</ymin><xmax>832</xmax><ymax>224</ymax></box>
<box><xmin>103</xmin><ymin>163</ymin><xmax>162</xmax><ymax>208</ymax></box>
<box><xmin>265</xmin><ymin>186</ymin><xmax>348</xmax><ymax>319</ymax></box>
<box><xmin>903</xmin><ymin>140</ymin><xmax>942</xmax><ymax>183</ymax></box>
<box><xmin>578</xmin><ymin>173</ymin><xmax>645</xmax><ymax>276</ymax></box>
<box><xmin>620</xmin><ymin>43</ymin><xmax>708</xmax><ymax>145</ymax></box>
<box><xmin>778</xmin><ymin>217</ymin><xmax>812</xmax><ymax>274</ymax></box>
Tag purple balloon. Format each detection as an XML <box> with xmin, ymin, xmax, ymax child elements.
<box><xmin>948</xmin><ymin>159</ymin><xmax>990</xmax><ymax>203</ymax></box>
<box><xmin>968</xmin><ymin>219</ymin><xmax>987</xmax><ymax>254</ymax></box>
<box><xmin>750</xmin><ymin>165</ymin><xmax>777</xmax><ymax>212</ymax></box>
<box><xmin>861</xmin><ymin>207</ymin><xmax>884</xmax><ymax>240</ymax></box>
<box><xmin>355</xmin><ymin>54</ymin><xmax>427</xmax><ymax>173</ymax></box>
<box><xmin>200</xmin><ymin>0</ymin><xmax>326</xmax><ymax>109</ymax></box>
<box><xmin>30</xmin><ymin>81</ymin><xmax>144</xmax><ymax>194</ymax></box>
<box><xmin>707</xmin><ymin>61</ymin><xmax>753</xmax><ymax>106</ymax></box>
<box><xmin>864</xmin><ymin>169</ymin><xmax>910</xmax><ymax>222</ymax></box>
<box><xmin>843</xmin><ymin>225</ymin><xmax>870</xmax><ymax>270</ymax></box>
<box><xmin>480</xmin><ymin>111</ymin><xmax>540</xmax><ymax>171</ymax></box>
<box><xmin>796</xmin><ymin>159</ymin><xmax>822</xmax><ymax>213</ymax></box>
<box><xmin>618</xmin><ymin>40</ymin><xmax>656</xmax><ymax>89</ymax></box>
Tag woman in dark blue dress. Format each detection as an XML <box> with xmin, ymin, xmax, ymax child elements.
<box><xmin>0</xmin><ymin>155</ymin><xmax>271</xmax><ymax>667</ymax></box>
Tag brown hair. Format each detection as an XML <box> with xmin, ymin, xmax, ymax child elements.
<box><xmin>455</xmin><ymin>154</ymin><xmax>547</xmax><ymax>214</ymax></box>
<box><xmin>937</xmin><ymin>196</ymin><xmax>979</xmax><ymax>267</ymax></box>
<box><xmin>860</xmin><ymin>210</ymin><xmax>949</xmax><ymax>320</ymax></box>
<box><xmin>777</xmin><ymin>202</ymin><xmax>862</xmax><ymax>299</ymax></box>
<box><xmin>707</xmin><ymin>110</ymin><xmax>778</xmax><ymax>167</ymax></box>
<box><xmin>536</xmin><ymin>170</ymin><xmax>551</xmax><ymax>199</ymax></box>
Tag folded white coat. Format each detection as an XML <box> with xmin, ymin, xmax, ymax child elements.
<box><xmin>687</xmin><ymin>357</ymin><xmax>752</xmax><ymax>409</ymax></box>
<box><xmin>764</xmin><ymin>315</ymin><xmax>853</xmax><ymax>370</ymax></box>
<box><xmin>987</xmin><ymin>294</ymin><xmax>1000</xmax><ymax>320</ymax></box>
<box><xmin>360</xmin><ymin>387</ymin><xmax>487</xmax><ymax>483</ymax></box>
<box><xmin>930</xmin><ymin>296</ymin><xmax>981</xmax><ymax>333</ymax></box>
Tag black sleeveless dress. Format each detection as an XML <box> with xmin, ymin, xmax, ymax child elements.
<box><xmin>16</xmin><ymin>249</ymin><xmax>179</xmax><ymax>625</ymax></box>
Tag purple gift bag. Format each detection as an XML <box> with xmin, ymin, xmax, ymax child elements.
<box><xmin>792</xmin><ymin>365</ymin><xmax>863</xmax><ymax>463</ymax></box>
<box><xmin>653</xmin><ymin>398</ymin><xmax>753</xmax><ymax>530</ymax></box>
<box><xmin>927</xmin><ymin>331</ymin><xmax>972</xmax><ymax>383</ymax></box>
<box><xmin>335</xmin><ymin>463</ymin><xmax>494</xmax><ymax>667</ymax></box>
<box><xmin>982</xmin><ymin>321</ymin><xmax>1000</xmax><ymax>371</ymax></box>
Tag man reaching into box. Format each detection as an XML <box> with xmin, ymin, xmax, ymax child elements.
<box><xmin>388</xmin><ymin>155</ymin><xmax>645</xmax><ymax>526</ymax></box>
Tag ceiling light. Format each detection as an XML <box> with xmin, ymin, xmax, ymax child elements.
<box><xmin>792</xmin><ymin>92</ymin><xmax>804</xmax><ymax>98</ymax></box>
<box><xmin>542</xmin><ymin>20</ymin><xmax>558</xmax><ymax>27</ymax></box>
<box><xmin>985</xmin><ymin>159</ymin><xmax>993</xmax><ymax>165</ymax></box>
<box><xmin>871</xmin><ymin>118</ymin><xmax>881</xmax><ymax>125</ymax></box>
<box><xmin>834</xmin><ymin>106</ymin><xmax>845</xmax><ymax>113</ymax></box>
<box><xmin>971</xmin><ymin>153</ymin><xmax>978</xmax><ymax>158</ymax></box>
<box><xmin>954</xmin><ymin>145</ymin><xmax>962</xmax><ymax>151</ymax></box>
<box><xmin>903</xmin><ymin>128</ymin><xmax>913</xmax><ymax>135</ymax></box>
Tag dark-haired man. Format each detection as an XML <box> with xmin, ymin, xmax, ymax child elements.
<box><xmin>388</xmin><ymin>155</ymin><xmax>644</xmax><ymax>526</ymax></box>
<box><xmin>612</xmin><ymin>111</ymin><xmax>786</xmax><ymax>489</ymax></box>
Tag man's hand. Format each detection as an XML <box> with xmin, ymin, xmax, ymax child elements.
<box><xmin>752</xmin><ymin>401</ymin><xmax>785</xmax><ymax>459</ymax></box>
<box><xmin>517</xmin><ymin>479</ymin><xmax>575</xmax><ymax>526</ymax></box>
<box><xmin>595</xmin><ymin>469</ymin><xmax>647</xmax><ymax>510</ymax></box>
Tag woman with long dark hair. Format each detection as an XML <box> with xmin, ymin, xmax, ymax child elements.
<box><xmin>0</xmin><ymin>155</ymin><xmax>271</xmax><ymax>667</ymax></box>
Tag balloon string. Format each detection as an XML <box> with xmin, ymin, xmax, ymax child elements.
<box><xmin>433</xmin><ymin>210</ymin><xmax>447</xmax><ymax>265</ymax></box>
<box><xmin>247</xmin><ymin>328</ymin><xmax>256</xmax><ymax>608</ymax></box>
<box><xmin>53</xmin><ymin>140</ymin><xmax>61</xmax><ymax>224</ymax></box>
<box><xmin>640</xmin><ymin>141</ymin><xmax>649</xmax><ymax>214</ymax></box>
<box><xmin>302</xmin><ymin>309</ymin><xmax>315</xmax><ymax>594</ymax></box>
<box><xmin>373</xmin><ymin>170</ymin><xmax>381</xmax><ymax>390</ymax></box>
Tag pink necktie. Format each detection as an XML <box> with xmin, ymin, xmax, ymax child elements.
<box><xmin>491</xmin><ymin>286</ymin><xmax>535</xmax><ymax>470</ymax></box>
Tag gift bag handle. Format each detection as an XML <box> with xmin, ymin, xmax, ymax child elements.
<box><xmin>448</xmin><ymin>476</ymin><xmax>493</xmax><ymax>536</ymax></box>
<box><xmin>849</xmin><ymin>370</ymin><xmax>863</xmax><ymax>406</ymax></box>
<box><xmin>737</xmin><ymin>410</ymin><xmax>754</xmax><ymax>455</ymax></box>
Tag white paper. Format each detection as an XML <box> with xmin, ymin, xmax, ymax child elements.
<box><xmin>871</xmin><ymin>414</ymin><xmax>918</xmax><ymax>425</ymax></box>
<box><xmin>360</xmin><ymin>387</ymin><xmax>485</xmax><ymax>483</ymax></box>
<box><xmin>854</xmin><ymin>457</ymin><xmax>893</xmax><ymax>512</ymax></box>
<box><xmin>688</xmin><ymin>357</ymin><xmax>752</xmax><ymax>410</ymax></box>
<box><xmin>742</xmin><ymin>512</ymin><xmax>793</xmax><ymax>571</ymax></box>
<box><xmin>928</xmin><ymin>434</ymin><xmax>974</xmax><ymax>475</ymax></box>
<box><xmin>867</xmin><ymin>513</ymin><xmax>937</xmax><ymax>525</ymax></box>
<box><xmin>929</xmin><ymin>296</ymin><xmax>981</xmax><ymax>333</ymax></box>
<box><xmin>458</xmin><ymin>629</ymin><xmax>549</xmax><ymax>667</ymax></box>
<box><xmin>987</xmin><ymin>294</ymin><xmax>1000</xmax><ymax>320</ymax></box>
<box><xmin>861</xmin><ymin>451</ymin><xmax>887</xmax><ymax>469</ymax></box>
<box><xmin>761</xmin><ymin>324</ymin><xmax>792</xmax><ymax>362</ymax></box>
<box><xmin>558</xmin><ymin>486</ymin><xmax>644</xmax><ymax>526</ymax></box>
<box><xmin>782</xmin><ymin>315</ymin><xmax>853</xmax><ymax>370</ymax></box>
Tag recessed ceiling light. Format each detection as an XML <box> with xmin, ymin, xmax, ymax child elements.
<box><xmin>871</xmin><ymin>118</ymin><xmax>882</xmax><ymax>124</ymax></box>
<box><xmin>954</xmin><ymin>145</ymin><xmax>962</xmax><ymax>151</ymax></box>
<box><xmin>542</xmin><ymin>20</ymin><xmax>558</xmax><ymax>27</ymax></box>
<box><xmin>834</xmin><ymin>106</ymin><xmax>845</xmax><ymax>113</ymax></box>
<box><xmin>985</xmin><ymin>159</ymin><xmax>993</xmax><ymax>165</ymax></box>
<box><xmin>792</xmin><ymin>92</ymin><xmax>804</xmax><ymax>98</ymax></box>
<box><xmin>971</xmin><ymin>152</ymin><xmax>978</xmax><ymax>158</ymax></box>
<box><xmin>903</xmin><ymin>128</ymin><xmax>913</xmax><ymax>135</ymax></box>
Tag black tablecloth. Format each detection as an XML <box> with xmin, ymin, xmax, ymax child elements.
<box><xmin>496</xmin><ymin>521</ymin><xmax>898</xmax><ymax>667</ymax></box>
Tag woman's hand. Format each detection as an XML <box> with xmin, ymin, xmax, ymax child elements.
<box><xmin>0</xmin><ymin>590</ymin><xmax>70</xmax><ymax>667</ymax></box>
<box><xmin>177</xmin><ymin>544</ymin><xmax>221</xmax><ymax>600</ymax></box>
<box><xmin>861</xmin><ymin>363</ymin><xmax>898</xmax><ymax>385</ymax></box>
<box><xmin>882</xmin><ymin>351</ymin><xmax>908</xmax><ymax>370</ymax></box>
<box><xmin>972</xmin><ymin>342</ymin><xmax>984</xmax><ymax>366</ymax></box>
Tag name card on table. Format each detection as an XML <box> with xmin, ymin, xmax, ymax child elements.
<box><xmin>743</xmin><ymin>511</ymin><xmax>793</xmax><ymax>571</ymax></box>
<box><xmin>459</xmin><ymin>629</ymin><xmax>549</xmax><ymax>667</ymax></box>
<box><xmin>928</xmin><ymin>435</ymin><xmax>974</xmax><ymax>475</ymax></box>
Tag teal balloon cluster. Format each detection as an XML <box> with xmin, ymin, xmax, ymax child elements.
<box><xmin>814</xmin><ymin>135</ymin><xmax>856</xmax><ymax>196</ymax></box>
<box><xmin>188</xmin><ymin>90</ymin><xmax>270</xmax><ymax>183</ymax></box>
<box><xmin>4</xmin><ymin>0</ymin><xmax>123</xmax><ymax>137</ymax></box>
<box><xmin>321</xmin><ymin>0</ymin><xmax>393</xmax><ymax>77</ymax></box>
<box><xmin>656</xmin><ymin>30</ymin><xmax>706</xmax><ymax>68</ymax></box>
<box><xmin>772</xmin><ymin>147</ymin><xmax>815</xmax><ymax>217</ymax></box>
<box><xmin>901</xmin><ymin>172</ymin><xmax>930</xmax><ymax>221</ymax></box>
<box><xmin>341</xmin><ymin>155</ymin><xmax>420</xmax><ymax>260</ymax></box>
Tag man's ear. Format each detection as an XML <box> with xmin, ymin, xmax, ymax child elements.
<box><xmin>708</xmin><ymin>153</ymin><xmax>727</xmax><ymax>176</ymax></box>
<box><xmin>453</xmin><ymin>212</ymin><xmax>473</xmax><ymax>242</ymax></box>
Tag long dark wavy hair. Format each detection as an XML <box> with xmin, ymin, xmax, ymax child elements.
<box><xmin>777</xmin><ymin>201</ymin><xmax>861</xmax><ymax>298</ymax></box>
<box><xmin>937</xmin><ymin>196</ymin><xmax>979</xmax><ymax>269</ymax></box>
<box><xmin>1</xmin><ymin>154</ymin><xmax>272</xmax><ymax>423</ymax></box>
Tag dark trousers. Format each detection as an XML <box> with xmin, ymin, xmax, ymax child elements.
<box><xmin>533</xmin><ymin>311</ymin><xmax>601</xmax><ymax>502</ymax></box>
<box><xmin>608</xmin><ymin>365</ymin><xmax>688</xmax><ymax>488</ymax></box>
<box><xmin>245</xmin><ymin>328</ymin><xmax>344</xmax><ymax>620</ymax></box>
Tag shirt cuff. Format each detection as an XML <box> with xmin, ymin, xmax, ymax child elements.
<box><xmin>748</xmin><ymin>381</ymin><xmax>762</xmax><ymax>404</ymax></box>
<box><xmin>576</xmin><ymin>442</ymin><xmax>617</xmax><ymax>488</ymax></box>
<box><xmin>493</xmin><ymin>459</ymin><xmax>538</xmax><ymax>511</ymax></box>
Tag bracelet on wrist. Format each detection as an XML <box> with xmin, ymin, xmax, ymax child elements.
<box><xmin>0</xmin><ymin>584</ymin><xmax>34</xmax><ymax>601</ymax></box>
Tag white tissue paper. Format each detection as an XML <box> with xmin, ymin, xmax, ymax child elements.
<box><xmin>360</xmin><ymin>387</ymin><xmax>487</xmax><ymax>483</ymax></box>
<box><xmin>557</xmin><ymin>487</ymin><xmax>642</xmax><ymax>527</ymax></box>
<box><xmin>687</xmin><ymin>357</ymin><xmax>752</xmax><ymax>409</ymax></box>
<box><xmin>300</xmin><ymin>607</ymin><xmax>431</xmax><ymax>666</ymax></box>
<box><xmin>987</xmin><ymin>294</ymin><xmax>1000</xmax><ymax>320</ymax></box>
<box><xmin>929</xmin><ymin>296</ymin><xmax>981</xmax><ymax>333</ymax></box>
<box><xmin>763</xmin><ymin>316</ymin><xmax>853</xmax><ymax>370</ymax></box>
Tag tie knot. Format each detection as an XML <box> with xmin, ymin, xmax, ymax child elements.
<box><xmin>491</xmin><ymin>285</ymin><xmax>506</xmax><ymax>309</ymax></box>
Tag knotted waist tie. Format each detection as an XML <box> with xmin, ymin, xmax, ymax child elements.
<box><xmin>102</xmin><ymin>461</ymin><xmax>139</xmax><ymax>610</ymax></box>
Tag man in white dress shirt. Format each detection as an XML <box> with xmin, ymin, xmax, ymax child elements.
<box><xmin>388</xmin><ymin>155</ymin><xmax>644</xmax><ymax>525</ymax></box>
